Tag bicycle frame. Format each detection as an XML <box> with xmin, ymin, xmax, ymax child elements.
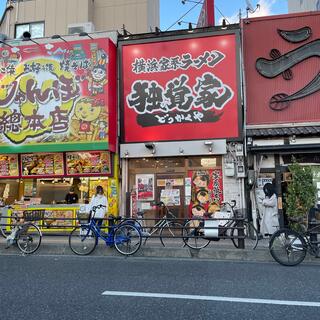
<box><xmin>81</xmin><ymin>219</ymin><xmax>116</xmax><ymax>246</ymax></box>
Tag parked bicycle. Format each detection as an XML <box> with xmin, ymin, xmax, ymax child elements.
<box><xmin>1</xmin><ymin>205</ymin><xmax>42</xmax><ymax>254</ymax></box>
<box><xmin>269</xmin><ymin>217</ymin><xmax>320</xmax><ymax>266</ymax></box>
<box><xmin>69</xmin><ymin>205</ymin><xmax>142</xmax><ymax>256</ymax></box>
<box><xmin>183</xmin><ymin>200</ymin><xmax>259</xmax><ymax>250</ymax></box>
<box><xmin>135</xmin><ymin>201</ymin><xmax>184</xmax><ymax>248</ymax></box>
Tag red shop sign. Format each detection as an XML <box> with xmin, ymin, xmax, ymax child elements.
<box><xmin>243</xmin><ymin>12</ymin><xmax>320</xmax><ymax>125</ymax></box>
<box><xmin>121</xmin><ymin>32</ymin><xmax>241</xmax><ymax>143</ymax></box>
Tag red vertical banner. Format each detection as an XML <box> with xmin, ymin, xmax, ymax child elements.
<box><xmin>188</xmin><ymin>169</ymin><xmax>223</xmax><ymax>218</ymax></box>
<box><xmin>197</xmin><ymin>0</ymin><xmax>215</xmax><ymax>27</ymax></box>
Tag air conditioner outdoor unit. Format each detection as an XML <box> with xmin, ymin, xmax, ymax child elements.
<box><xmin>67</xmin><ymin>22</ymin><xmax>95</xmax><ymax>35</ymax></box>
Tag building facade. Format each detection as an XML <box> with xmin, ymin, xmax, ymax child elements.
<box><xmin>119</xmin><ymin>26</ymin><xmax>246</xmax><ymax>220</ymax></box>
<box><xmin>0</xmin><ymin>0</ymin><xmax>159</xmax><ymax>39</ymax></box>
<box><xmin>242</xmin><ymin>11</ymin><xmax>320</xmax><ymax>229</ymax></box>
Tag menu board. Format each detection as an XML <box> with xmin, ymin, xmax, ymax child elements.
<box><xmin>21</xmin><ymin>153</ymin><xmax>64</xmax><ymax>177</ymax></box>
<box><xmin>0</xmin><ymin>154</ymin><xmax>19</xmax><ymax>178</ymax></box>
<box><xmin>66</xmin><ymin>151</ymin><xmax>111</xmax><ymax>176</ymax></box>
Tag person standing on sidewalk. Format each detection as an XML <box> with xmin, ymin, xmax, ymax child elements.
<box><xmin>260</xmin><ymin>183</ymin><xmax>279</xmax><ymax>237</ymax></box>
<box><xmin>89</xmin><ymin>185</ymin><xmax>108</xmax><ymax>229</ymax></box>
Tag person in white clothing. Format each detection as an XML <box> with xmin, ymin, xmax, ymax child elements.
<box><xmin>89</xmin><ymin>185</ymin><xmax>108</xmax><ymax>229</ymax></box>
<box><xmin>260</xmin><ymin>183</ymin><xmax>279</xmax><ymax>237</ymax></box>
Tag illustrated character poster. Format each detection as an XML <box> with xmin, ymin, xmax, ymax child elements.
<box><xmin>188</xmin><ymin>169</ymin><xmax>223</xmax><ymax>218</ymax></box>
<box><xmin>0</xmin><ymin>37</ymin><xmax>116</xmax><ymax>152</ymax></box>
<box><xmin>122</xmin><ymin>33</ymin><xmax>240</xmax><ymax>142</ymax></box>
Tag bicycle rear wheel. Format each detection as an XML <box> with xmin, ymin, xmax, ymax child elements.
<box><xmin>269</xmin><ymin>229</ymin><xmax>307</xmax><ymax>266</ymax></box>
<box><xmin>183</xmin><ymin>219</ymin><xmax>210</xmax><ymax>250</ymax></box>
<box><xmin>160</xmin><ymin>221</ymin><xmax>184</xmax><ymax>247</ymax></box>
<box><xmin>231</xmin><ymin>221</ymin><xmax>259</xmax><ymax>250</ymax></box>
<box><xmin>16</xmin><ymin>223</ymin><xmax>42</xmax><ymax>254</ymax></box>
<box><xmin>69</xmin><ymin>226</ymin><xmax>97</xmax><ymax>255</ymax></box>
<box><xmin>114</xmin><ymin>224</ymin><xmax>141</xmax><ymax>255</ymax></box>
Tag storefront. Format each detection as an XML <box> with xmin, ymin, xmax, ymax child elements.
<box><xmin>0</xmin><ymin>34</ymin><xmax>118</xmax><ymax>231</ymax></box>
<box><xmin>119</xmin><ymin>27</ymin><xmax>245</xmax><ymax>219</ymax></box>
<box><xmin>242</xmin><ymin>11</ymin><xmax>320</xmax><ymax>228</ymax></box>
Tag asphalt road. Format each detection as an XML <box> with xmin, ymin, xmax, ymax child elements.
<box><xmin>0</xmin><ymin>254</ymin><xmax>319</xmax><ymax>320</ymax></box>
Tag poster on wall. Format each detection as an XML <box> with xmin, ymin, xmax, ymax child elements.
<box><xmin>66</xmin><ymin>151</ymin><xmax>111</xmax><ymax>176</ymax></box>
<box><xmin>188</xmin><ymin>169</ymin><xmax>223</xmax><ymax>217</ymax></box>
<box><xmin>0</xmin><ymin>154</ymin><xmax>19</xmax><ymax>178</ymax></box>
<box><xmin>160</xmin><ymin>189</ymin><xmax>180</xmax><ymax>206</ymax></box>
<box><xmin>136</xmin><ymin>174</ymin><xmax>154</xmax><ymax>200</ymax></box>
<box><xmin>0</xmin><ymin>37</ymin><xmax>116</xmax><ymax>153</ymax></box>
<box><xmin>107</xmin><ymin>178</ymin><xmax>118</xmax><ymax>215</ymax></box>
<box><xmin>121</xmin><ymin>32</ymin><xmax>240</xmax><ymax>143</ymax></box>
<box><xmin>21</xmin><ymin>153</ymin><xmax>64</xmax><ymax>177</ymax></box>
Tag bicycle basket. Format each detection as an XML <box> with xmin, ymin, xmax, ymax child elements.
<box><xmin>77</xmin><ymin>211</ymin><xmax>91</xmax><ymax>224</ymax></box>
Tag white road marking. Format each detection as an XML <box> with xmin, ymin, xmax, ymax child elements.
<box><xmin>101</xmin><ymin>291</ymin><xmax>320</xmax><ymax>307</ymax></box>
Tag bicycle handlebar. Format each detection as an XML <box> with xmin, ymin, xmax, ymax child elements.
<box><xmin>91</xmin><ymin>205</ymin><xmax>106</xmax><ymax>212</ymax></box>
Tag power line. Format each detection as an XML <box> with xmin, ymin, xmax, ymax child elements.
<box><xmin>214</xmin><ymin>5</ymin><xmax>231</xmax><ymax>24</ymax></box>
<box><xmin>164</xmin><ymin>0</ymin><xmax>231</xmax><ymax>31</ymax></box>
<box><xmin>165</xmin><ymin>0</ymin><xmax>203</xmax><ymax>31</ymax></box>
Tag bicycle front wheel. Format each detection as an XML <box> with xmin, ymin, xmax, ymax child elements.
<box><xmin>114</xmin><ymin>224</ymin><xmax>141</xmax><ymax>255</ymax></box>
<box><xmin>231</xmin><ymin>221</ymin><xmax>259</xmax><ymax>250</ymax></box>
<box><xmin>16</xmin><ymin>223</ymin><xmax>42</xmax><ymax>254</ymax></box>
<box><xmin>269</xmin><ymin>229</ymin><xmax>307</xmax><ymax>266</ymax></box>
<box><xmin>69</xmin><ymin>226</ymin><xmax>97</xmax><ymax>255</ymax></box>
<box><xmin>160</xmin><ymin>221</ymin><xmax>184</xmax><ymax>247</ymax></box>
<box><xmin>183</xmin><ymin>219</ymin><xmax>210</xmax><ymax>250</ymax></box>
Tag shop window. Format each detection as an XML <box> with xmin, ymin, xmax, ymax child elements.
<box><xmin>15</xmin><ymin>22</ymin><xmax>44</xmax><ymax>39</ymax></box>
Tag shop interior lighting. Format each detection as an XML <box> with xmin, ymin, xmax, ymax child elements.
<box><xmin>79</xmin><ymin>32</ymin><xmax>93</xmax><ymax>39</ymax></box>
<box><xmin>51</xmin><ymin>34</ymin><xmax>69</xmax><ymax>43</ymax></box>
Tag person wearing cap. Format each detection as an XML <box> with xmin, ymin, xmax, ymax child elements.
<box><xmin>65</xmin><ymin>187</ymin><xmax>79</xmax><ymax>204</ymax></box>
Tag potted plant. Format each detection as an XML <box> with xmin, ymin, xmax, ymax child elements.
<box><xmin>286</xmin><ymin>160</ymin><xmax>317</xmax><ymax>231</ymax></box>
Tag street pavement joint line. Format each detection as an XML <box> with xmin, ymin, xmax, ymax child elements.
<box><xmin>101</xmin><ymin>291</ymin><xmax>320</xmax><ymax>307</ymax></box>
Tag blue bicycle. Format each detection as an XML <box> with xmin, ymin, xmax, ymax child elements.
<box><xmin>68</xmin><ymin>205</ymin><xmax>142</xmax><ymax>256</ymax></box>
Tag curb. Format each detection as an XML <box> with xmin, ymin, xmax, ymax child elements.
<box><xmin>1</xmin><ymin>239</ymin><xmax>320</xmax><ymax>264</ymax></box>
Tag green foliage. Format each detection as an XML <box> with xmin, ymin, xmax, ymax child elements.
<box><xmin>286</xmin><ymin>161</ymin><xmax>316</xmax><ymax>229</ymax></box>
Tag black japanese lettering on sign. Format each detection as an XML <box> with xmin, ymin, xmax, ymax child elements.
<box><xmin>127</xmin><ymin>72</ymin><xmax>234</xmax><ymax>126</ymax></box>
<box><xmin>131</xmin><ymin>50</ymin><xmax>225</xmax><ymax>74</ymax></box>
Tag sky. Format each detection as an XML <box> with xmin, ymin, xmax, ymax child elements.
<box><xmin>0</xmin><ymin>0</ymin><xmax>288</xmax><ymax>32</ymax></box>
<box><xmin>161</xmin><ymin>0</ymin><xmax>288</xmax><ymax>30</ymax></box>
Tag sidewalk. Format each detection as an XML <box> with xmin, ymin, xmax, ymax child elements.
<box><xmin>2</xmin><ymin>234</ymin><xmax>320</xmax><ymax>264</ymax></box>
